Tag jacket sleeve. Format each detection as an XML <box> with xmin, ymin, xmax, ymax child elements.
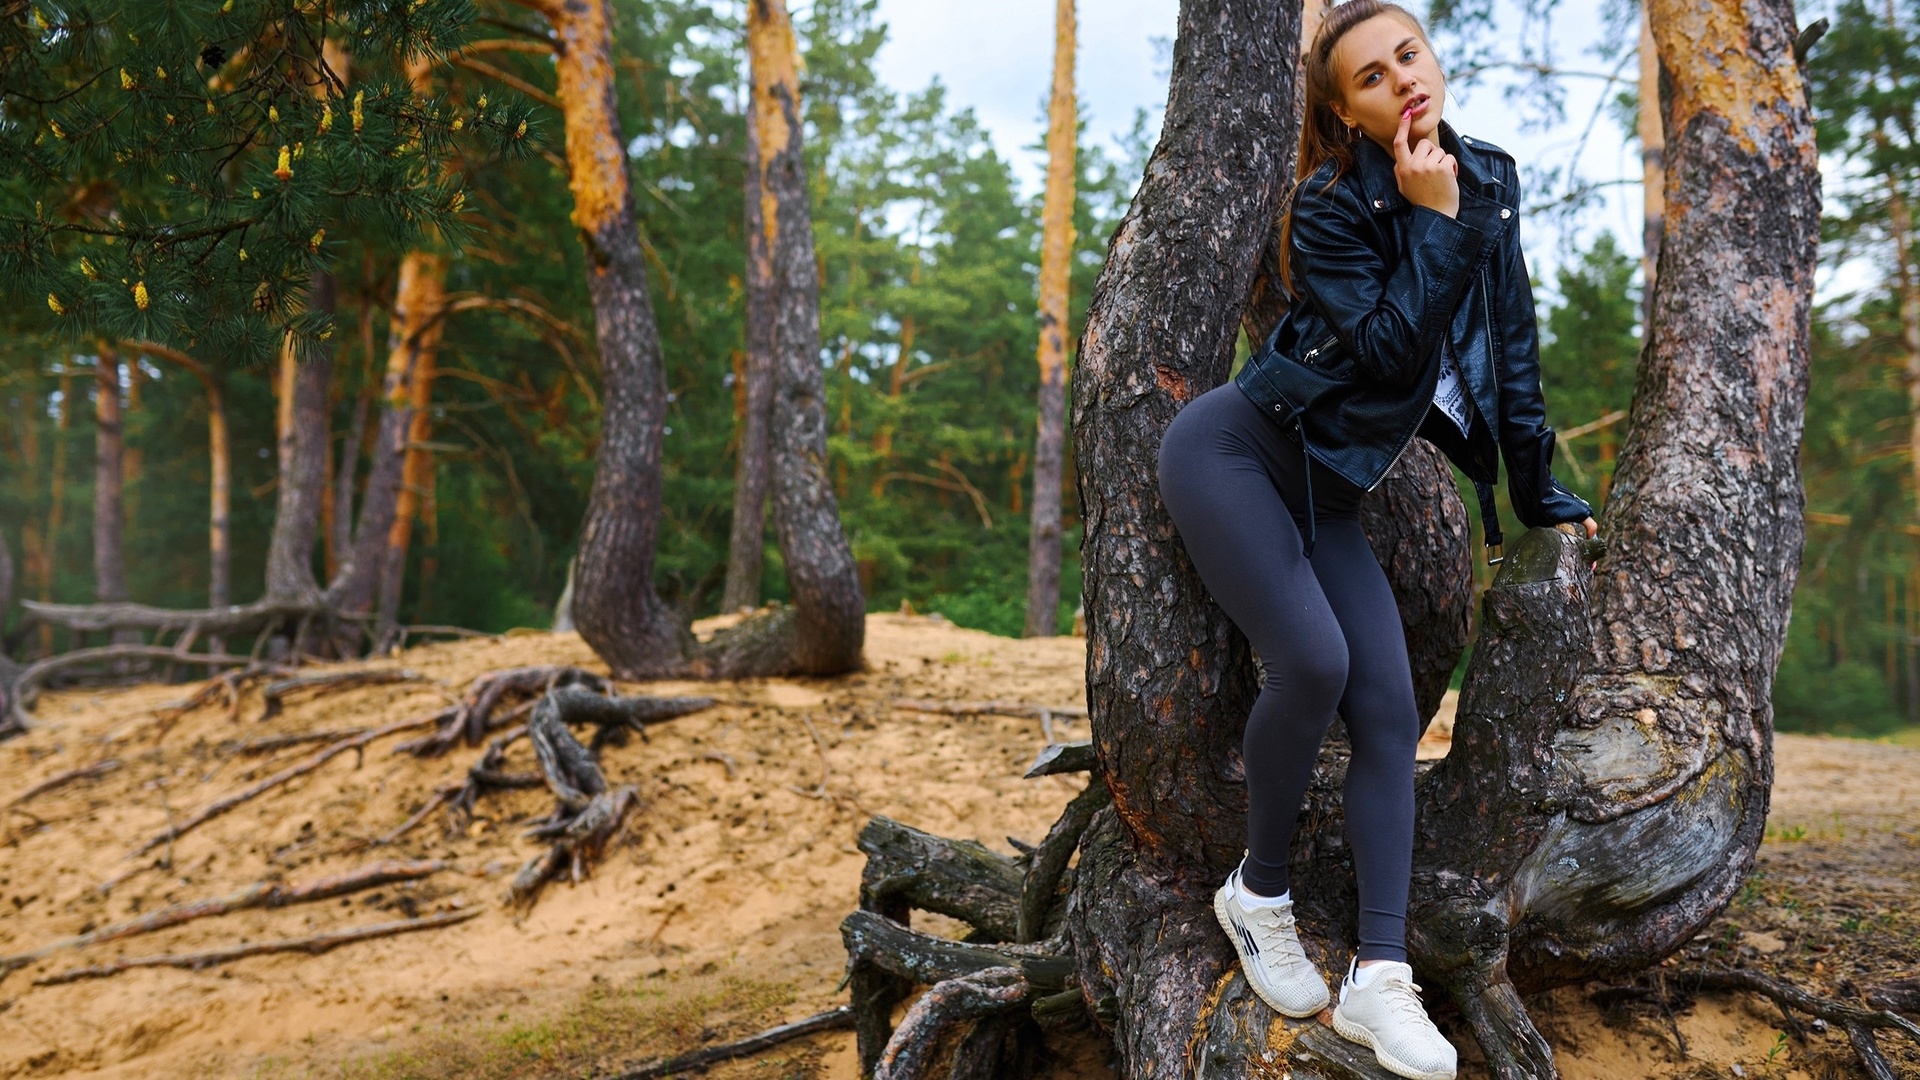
<box><xmin>1290</xmin><ymin>178</ymin><xmax>1493</xmax><ymax>390</ymax></box>
<box><xmin>1491</xmin><ymin>169</ymin><xmax>1594</xmax><ymax>529</ymax></box>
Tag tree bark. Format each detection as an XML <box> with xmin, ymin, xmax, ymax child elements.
<box><xmin>1061</xmin><ymin>1</ymin><xmax>1306</xmax><ymax>1071</ymax></box>
<box><xmin>91</xmin><ymin>347</ymin><xmax>128</xmax><ymax>610</ymax></box>
<box><xmin>39</xmin><ymin>370</ymin><xmax>72</xmax><ymax>654</ymax></box>
<box><xmin>521</xmin><ymin>0</ymin><xmax>685</xmax><ymax>678</ymax></box>
<box><xmin>1062</xmin><ymin>0</ymin><xmax>1816</xmax><ymax>1075</ymax></box>
<box><xmin>123</xmin><ymin>343</ymin><xmax>231</xmax><ymax>615</ymax></box>
<box><xmin>327</xmin><ymin>272</ymin><xmax>435</xmax><ymax>634</ymax></box>
<box><xmin>375</xmin><ymin>287</ymin><xmax>442</xmax><ymax>646</ymax></box>
<box><xmin>723</xmin><ymin>92</ymin><xmax>775</xmax><ymax>615</ymax></box>
<box><xmin>1638</xmin><ymin>8</ymin><xmax>1665</xmax><ymax>328</ymax></box>
<box><xmin>749</xmin><ymin>0</ymin><xmax>865</xmax><ymax>674</ymax></box>
<box><xmin>1024</xmin><ymin>0</ymin><xmax>1078</xmax><ymax>639</ymax></box>
<box><xmin>264</xmin><ymin>283</ymin><xmax>336</xmax><ymax>606</ymax></box>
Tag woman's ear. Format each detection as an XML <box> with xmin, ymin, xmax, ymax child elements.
<box><xmin>1328</xmin><ymin>100</ymin><xmax>1353</xmax><ymax>129</ymax></box>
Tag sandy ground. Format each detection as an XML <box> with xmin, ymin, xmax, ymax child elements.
<box><xmin>0</xmin><ymin>615</ymin><xmax>1913</xmax><ymax>1079</ymax></box>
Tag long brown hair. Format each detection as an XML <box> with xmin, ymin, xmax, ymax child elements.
<box><xmin>1277</xmin><ymin>0</ymin><xmax>1434</xmax><ymax>296</ymax></box>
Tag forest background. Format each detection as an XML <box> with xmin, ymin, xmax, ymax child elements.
<box><xmin>1</xmin><ymin>0</ymin><xmax>1916</xmax><ymax>735</ymax></box>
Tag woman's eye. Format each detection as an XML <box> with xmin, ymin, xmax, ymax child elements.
<box><xmin>1401</xmin><ymin>49</ymin><xmax>1418</xmax><ymax>63</ymax></box>
<box><xmin>1363</xmin><ymin>72</ymin><xmax>1380</xmax><ymax>86</ymax></box>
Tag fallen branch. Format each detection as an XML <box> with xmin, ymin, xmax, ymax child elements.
<box><xmin>152</xmin><ymin>663</ymin><xmax>295</xmax><ymax>724</ymax></box>
<box><xmin>220</xmin><ymin>730</ymin><xmax>368</xmax><ymax>756</ymax></box>
<box><xmin>1024</xmin><ymin>741</ymin><xmax>1095</xmax><ymax>778</ymax></box>
<box><xmin>128</xmin><ymin>713</ymin><xmax>443</xmax><ymax>859</ymax></box>
<box><xmin>11</xmin><ymin>645</ymin><xmax>254</xmax><ymax>730</ymax></box>
<box><xmin>31</xmin><ymin>908</ymin><xmax>480</xmax><ymax>985</ymax></box>
<box><xmin>8</xmin><ymin>759</ymin><xmax>121</xmax><ymax>806</ymax></box>
<box><xmin>259</xmin><ymin>668</ymin><xmax>425</xmax><ymax>721</ymax></box>
<box><xmin>610</xmin><ymin>1005</ymin><xmax>856</xmax><ymax>1080</ymax></box>
<box><xmin>1</xmin><ymin>859</ymin><xmax>442</xmax><ymax>976</ymax></box>
<box><xmin>891</xmin><ymin>699</ymin><xmax>1087</xmax><ymax>720</ymax></box>
<box><xmin>1016</xmin><ymin>777</ymin><xmax>1110</xmax><ymax>943</ymax></box>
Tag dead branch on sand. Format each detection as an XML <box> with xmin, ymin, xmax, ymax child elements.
<box><xmin>1</xmin><ymin>859</ymin><xmax>443</xmax><ymax>977</ymax></box>
<box><xmin>7</xmin><ymin>759</ymin><xmax>122</xmax><ymax>806</ymax></box>
<box><xmin>30</xmin><ymin>909</ymin><xmax>480</xmax><ymax>986</ymax></box>
<box><xmin>890</xmin><ymin>698</ymin><xmax>1086</xmax><ymax>742</ymax></box>
<box><xmin>126</xmin><ymin>713</ymin><xmax>444</xmax><ymax>861</ymax></box>
<box><xmin>610</xmin><ymin>1005</ymin><xmax>855</xmax><ymax>1080</ymax></box>
<box><xmin>258</xmin><ymin>668</ymin><xmax>426</xmax><ymax>721</ymax></box>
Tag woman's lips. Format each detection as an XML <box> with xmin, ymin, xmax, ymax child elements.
<box><xmin>1402</xmin><ymin>95</ymin><xmax>1430</xmax><ymax>119</ymax></box>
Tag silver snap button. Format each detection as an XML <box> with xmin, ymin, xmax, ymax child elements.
<box><xmin>1499</xmin><ymin>208</ymin><xmax>1512</xmax><ymax>219</ymax></box>
<box><xmin>1373</xmin><ymin>199</ymin><xmax>1385</xmax><ymax>209</ymax></box>
<box><xmin>1274</xmin><ymin>404</ymin><xmax>1283</xmax><ymax>412</ymax></box>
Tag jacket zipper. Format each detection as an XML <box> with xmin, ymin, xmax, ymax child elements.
<box><xmin>1302</xmin><ymin>335</ymin><xmax>1338</xmax><ymax>364</ymax></box>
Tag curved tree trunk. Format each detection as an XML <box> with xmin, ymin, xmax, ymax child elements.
<box><xmin>1023</xmin><ymin>0</ymin><xmax>1077</xmax><ymax>639</ymax></box>
<box><xmin>748</xmin><ymin>0</ymin><xmax>864</xmax><ymax>674</ymax></box>
<box><xmin>1070</xmin><ymin>0</ymin><xmax>1817</xmax><ymax>1076</ymax></box>
<box><xmin>522</xmin><ymin>0</ymin><xmax>686</xmax><ymax>679</ymax></box>
<box><xmin>723</xmin><ymin>94</ymin><xmax>775</xmax><ymax>615</ymax></box>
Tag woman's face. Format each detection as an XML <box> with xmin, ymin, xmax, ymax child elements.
<box><xmin>1328</xmin><ymin>14</ymin><xmax>1447</xmax><ymax>152</ymax></box>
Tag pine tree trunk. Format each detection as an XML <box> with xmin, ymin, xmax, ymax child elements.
<box><xmin>39</xmin><ymin>371</ymin><xmax>71</xmax><ymax>654</ymax></box>
<box><xmin>1024</xmin><ymin>0</ymin><xmax>1077</xmax><ymax>639</ymax></box>
<box><xmin>125</xmin><ymin>343</ymin><xmax>231</xmax><ymax>615</ymax></box>
<box><xmin>331</xmin><ymin>248</ymin><xmax>446</xmax><ymax>640</ymax></box>
<box><xmin>1639</xmin><ymin>8</ymin><xmax>1665</xmax><ymax>327</ymax></box>
<box><xmin>376</xmin><ymin>275</ymin><xmax>444</xmax><ymax>645</ymax></box>
<box><xmin>1060</xmin><ymin>0</ymin><xmax>1816</xmax><ymax>1076</ymax></box>
<box><xmin>92</xmin><ymin>348</ymin><xmax>128</xmax><ymax>609</ymax></box>
<box><xmin>749</xmin><ymin>0</ymin><xmax>865</xmax><ymax>674</ymax></box>
<box><xmin>723</xmin><ymin>94</ymin><xmax>775</xmax><ymax>615</ymax></box>
<box><xmin>264</xmin><ymin>284</ymin><xmax>336</xmax><ymax>606</ymax></box>
<box><xmin>530</xmin><ymin>0</ymin><xmax>686</xmax><ymax>678</ymax></box>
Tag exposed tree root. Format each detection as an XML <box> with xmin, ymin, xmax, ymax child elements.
<box><xmin>7</xmin><ymin>759</ymin><xmax>121</xmax><ymax>806</ymax></box>
<box><xmin>875</xmin><ymin>967</ymin><xmax>1031</xmax><ymax>1080</ymax></box>
<box><xmin>609</xmin><ymin>1005</ymin><xmax>855</xmax><ymax>1080</ymax></box>
<box><xmin>152</xmin><ymin>663</ymin><xmax>296</xmax><ymax>727</ymax></box>
<box><xmin>258</xmin><ymin>668</ymin><xmax>424</xmax><ymax>721</ymax></box>
<box><xmin>20</xmin><ymin>598</ymin><xmax>322</xmax><ymax>639</ymax></box>
<box><xmin>891</xmin><ymin>699</ymin><xmax>1087</xmax><ymax>743</ymax></box>
<box><xmin>505</xmin><ymin>684</ymin><xmax>711</xmax><ymax>908</ymax></box>
<box><xmin>221</xmin><ymin>730</ymin><xmax>367</xmax><ymax>756</ymax></box>
<box><xmin>30</xmin><ymin>908</ymin><xmax>479</xmax><ymax>986</ymax></box>
<box><xmin>1</xmin><ymin>859</ymin><xmax>443</xmax><ymax>979</ymax></box>
<box><xmin>10</xmin><ymin>645</ymin><xmax>254</xmax><ymax>730</ymax></box>
<box><xmin>1658</xmin><ymin>967</ymin><xmax>1920</xmax><ymax>1078</ymax></box>
<box><xmin>394</xmin><ymin>666</ymin><xmax>610</xmax><ymax>756</ymax></box>
<box><xmin>126</xmin><ymin>713</ymin><xmax>443</xmax><ymax>862</ymax></box>
<box><xmin>843</xmin><ymin>768</ymin><xmax>1101</xmax><ymax>1075</ymax></box>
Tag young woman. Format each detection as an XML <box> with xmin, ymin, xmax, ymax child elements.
<box><xmin>1155</xmin><ymin>3</ymin><xmax>1597</xmax><ymax>1079</ymax></box>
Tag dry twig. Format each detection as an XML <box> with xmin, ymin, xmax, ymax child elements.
<box><xmin>1</xmin><ymin>859</ymin><xmax>442</xmax><ymax>977</ymax></box>
<box><xmin>31</xmin><ymin>909</ymin><xmax>480</xmax><ymax>986</ymax></box>
<box><xmin>7</xmin><ymin>759</ymin><xmax>121</xmax><ymax>806</ymax></box>
<box><xmin>611</xmin><ymin>1006</ymin><xmax>855</xmax><ymax>1080</ymax></box>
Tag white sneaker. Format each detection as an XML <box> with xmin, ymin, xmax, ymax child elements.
<box><xmin>1211</xmin><ymin>866</ymin><xmax>1330</xmax><ymax>1017</ymax></box>
<box><xmin>1331</xmin><ymin>959</ymin><xmax>1458</xmax><ymax>1080</ymax></box>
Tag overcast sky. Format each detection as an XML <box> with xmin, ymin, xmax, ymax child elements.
<box><xmin>865</xmin><ymin>0</ymin><xmax>1645</xmax><ymax>287</ymax></box>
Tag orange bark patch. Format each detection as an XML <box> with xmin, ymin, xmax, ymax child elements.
<box><xmin>1155</xmin><ymin>364</ymin><xmax>1190</xmax><ymax>402</ymax></box>
<box><xmin>1646</xmin><ymin>0</ymin><xmax>1807</xmax><ymax>155</ymax></box>
<box><xmin>549</xmin><ymin>0</ymin><xmax>632</xmax><ymax>238</ymax></box>
<box><xmin>748</xmin><ymin>0</ymin><xmax>802</xmax><ymax>253</ymax></box>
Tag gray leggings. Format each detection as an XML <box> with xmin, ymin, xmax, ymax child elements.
<box><xmin>1156</xmin><ymin>382</ymin><xmax>1420</xmax><ymax>963</ymax></box>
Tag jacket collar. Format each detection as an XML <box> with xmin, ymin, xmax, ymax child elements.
<box><xmin>1348</xmin><ymin>120</ymin><xmax>1497</xmax><ymax>214</ymax></box>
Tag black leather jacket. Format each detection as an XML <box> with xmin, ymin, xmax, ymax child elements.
<box><xmin>1235</xmin><ymin>122</ymin><xmax>1591</xmax><ymax>554</ymax></box>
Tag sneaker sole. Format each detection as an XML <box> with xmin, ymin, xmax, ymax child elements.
<box><xmin>1210</xmin><ymin>886</ymin><xmax>1329</xmax><ymax>1018</ymax></box>
<box><xmin>1331</xmin><ymin>1005</ymin><xmax>1457</xmax><ymax>1080</ymax></box>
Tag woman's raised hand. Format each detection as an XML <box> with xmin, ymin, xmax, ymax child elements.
<box><xmin>1392</xmin><ymin>108</ymin><xmax>1458</xmax><ymax>219</ymax></box>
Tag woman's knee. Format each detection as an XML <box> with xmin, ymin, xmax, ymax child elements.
<box><xmin>1258</xmin><ymin>632</ymin><xmax>1349</xmax><ymax>706</ymax></box>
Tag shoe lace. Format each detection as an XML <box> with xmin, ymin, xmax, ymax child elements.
<box><xmin>1249</xmin><ymin>908</ymin><xmax>1308</xmax><ymax>963</ymax></box>
<box><xmin>1375</xmin><ymin>974</ymin><xmax>1439</xmax><ymax>1031</ymax></box>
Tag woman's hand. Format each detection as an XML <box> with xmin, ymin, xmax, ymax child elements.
<box><xmin>1554</xmin><ymin>518</ymin><xmax>1599</xmax><ymax>539</ymax></box>
<box><xmin>1393</xmin><ymin>107</ymin><xmax>1459</xmax><ymax>219</ymax></box>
